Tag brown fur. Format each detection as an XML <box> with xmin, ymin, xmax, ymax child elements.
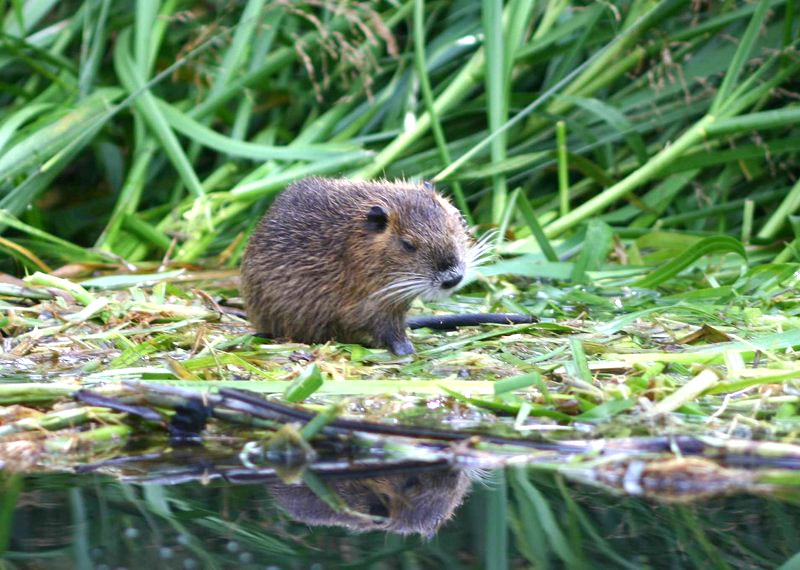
<box><xmin>268</xmin><ymin>468</ymin><xmax>473</xmax><ymax>537</ymax></box>
<box><xmin>241</xmin><ymin>177</ymin><xmax>472</xmax><ymax>354</ymax></box>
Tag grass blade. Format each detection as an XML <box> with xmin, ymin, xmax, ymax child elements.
<box><xmin>710</xmin><ymin>0</ymin><xmax>771</xmax><ymax>114</ymax></box>
<box><xmin>113</xmin><ymin>27</ymin><xmax>205</xmax><ymax>199</ymax></box>
<box><xmin>0</xmin><ymin>88</ymin><xmax>122</xmax><ymax>182</ymax></box>
<box><xmin>284</xmin><ymin>363</ymin><xmax>325</xmax><ymax>403</ymax></box>
<box><xmin>156</xmin><ymin>99</ymin><xmax>361</xmax><ymax>162</ymax></box>
<box><xmin>633</xmin><ymin>235</ymin><xmax>746</xmax><ymax>288</ymax></box>
<box><xmin>412</xmin><ymin>0</ymin><xmax>472</xmax><ymax>222</ymax></box>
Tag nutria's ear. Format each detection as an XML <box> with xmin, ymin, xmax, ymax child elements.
<box><xmin>422</xmin><ymin>180</ymin><xmax>434</xmax><ymax>192</ymax></box>
<box><xmin>365</xmin><ymin>205</ymin><xmax>388</xmax><ymax>232</ymax></box>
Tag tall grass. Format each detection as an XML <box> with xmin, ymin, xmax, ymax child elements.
<box><xmin>0</xmin><ymin>0</ymin><xmax>797</xmax><ymax>273</ymax></box>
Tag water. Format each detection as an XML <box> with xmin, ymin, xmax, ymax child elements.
<box><xmin>3</xmin><ymin>466</ymin><xmax>799</xmax><ymax>569</ymax></box>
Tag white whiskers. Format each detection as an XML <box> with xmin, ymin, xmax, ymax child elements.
<box><xmin>369</xmin><ymin>272</ymin><xmax>432</xmax><ymax>305</ymax></box>
<box><xmin>466</xmin><ymin>231</ymin><xmax>497</xmax><ymax>270</ymax></box>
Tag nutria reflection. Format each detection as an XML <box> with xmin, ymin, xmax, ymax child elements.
<box><xmin>268</xmin><ymin>467</ymin><xmax>475</xmax><ymax>537</ymax></box>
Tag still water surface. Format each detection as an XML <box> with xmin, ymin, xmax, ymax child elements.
<box><xmin>3</xmin><ymin>466</ymin><xmax>799</xmax><ymax>569</ymax></box>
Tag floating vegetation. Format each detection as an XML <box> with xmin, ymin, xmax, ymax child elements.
<box><xmin>2</xmin><ymin>258</ymin><xmax>800</xmax><ymax>503</ymax></box>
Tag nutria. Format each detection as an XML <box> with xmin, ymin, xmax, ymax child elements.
<box><xmin>241</xmin><ymin>177</ymin><xmax>534</xmax><ymax>354</ymax></box>
<box><xmin>268</xmin><ymin>467</ymin><xmax>473</xmax><ymax>537</ymax></box>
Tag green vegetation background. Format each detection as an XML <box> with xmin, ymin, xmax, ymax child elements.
<box><xmin>1</xmin><ymin>0</ymin><xmax>797</xmax><ymax>270</ymax></box>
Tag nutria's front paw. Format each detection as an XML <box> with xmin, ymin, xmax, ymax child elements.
<box><xmin>389</xmin><ymin>337</ymin><xmax>415</xmax><ymax>356</ymax></box>
<box><xmin>375</xmin><ymin>323</ymin><xmax>415</xmax><ymax>355</ymax></box>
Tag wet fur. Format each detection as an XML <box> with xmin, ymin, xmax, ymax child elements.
<box><xmin>241</xmin><ymin>177</ymin><xmax>477</xmax><ymax>354</ymax></box>
<box><xmin>268</xmin><ymin>468</ymin><xmax>472</xmax><ymax>537</ymax></box>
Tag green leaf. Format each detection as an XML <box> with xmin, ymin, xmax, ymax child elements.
<box><xmin>0</xmin><ymin>89</ymin><xmax>123</xmax><ymax>183</ymax></box>
<box><xmin>483</xmin><ymin>0</ymin><xmax>509</xmax><ymax>223</ymax></box>
<box><xmin>778</xmin><ymin>551</ymin><xmax>800</xmax><ymax>570</ymax></box>
<box><xmin>81</xmin><ymin>270</ymin><xmax>186</xmax><ymax>290</ymax></box>
<box><xmin>575</xmin><ymin>398</ymin><xmax>636</xmax><ymax>421</ymax></box>
<box><xmin>3</xmin><ymin>0</ymin><xmax>59</xmax><ymax>35</ymax></box>
<box><xmin>561</xmin><ymin>95</ymin><xmax>648</xmax><ymax>165</ymax></box>
<box><xmin>494</xmin><ymin>371</ymin><xmax>541</xmax><ymax>395</ymax></box>
<box><xmin>209</xmin><ymin>0</ymin><xmax>268</xmax><ymax>97</ymax></box>
<box><xmin>707</xmin><ymin>106</ymin><xmax>800</xmax><ymax>137</ymax></box>
<box><xmin>569</xmin><ymin>337</ymin><xmax>593</xmax><ymax>384</ymax></box>
<box><xmin>78</xmin><ymin>0</ymin><xmax>111</xmax><ymax>97</ymax></box>
<box><xmin>0</xmin><ymin>474</ymin><xmax>22</xmax><ymax>555</ymax></box>
<box><xmin>0</xmin><ymin>103</ymin><xmax>53</xmax><ymax>155</ymax></box>
<box><xmin>571</xmin><ymin>219</ymin><xmax>614</xmax><ymax>284</ymax></box>
<box><xmin>633</xmin><ymin>235</ymin><xmax>747</xmax><ymax>288</ymax></box>
<box><xmin>113</xmin><ymin>28</ymin><xmax>206</xmax><ymax>199</ymax></box>
<box><xmin>457</xmin><ymin>151</ymin><xmax>549</xmax><ymax>179</ymax></box>
<box><xmin>478</xmin><ymin>257</ymin><xmax>574</xmax><ymax>280</ymax></box>
<box><xmin>485</xmin><ymin>469</ymin><xmax>509</xmax><ymax>570</ymax></box>
<box><xmin>511</xmin><ymin>467</ymin><xmax>579</xmax><ymax>566</ymax></box>
<box><xmin>229</xmin><ymin>151</ymin><xmax>374</xmax><ymax>200</ymax></box>
<box><xmin>284</xmin><ymin>363</ymin><xmax>325</xmax><ymax>403</ymax></box>
<box><xmin>710</xmin><ymin>0</ymin><xmax>771</xmax><ymax>114</ymax></box>
<box><xmin>0</xmin><ymin>209</ymin><xmax>110</xmax><ymax>262</ymax></box>
<box><xmin>516</xmin><ymin>192</ymin><xmax>558</xmax><ymax>262</ymax></box>
<box><xmin>156</xmin><ymin>99</ymin><xmax>364</xmax><ymax>162</ymax></box>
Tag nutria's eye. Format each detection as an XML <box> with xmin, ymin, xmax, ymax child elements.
<box><xmin>401</xmin><ymin>239</ymin><xmax>417</xmax><ymax>253</ymax></box>
<box><xmin>365</xmin><ymin>206</ymin><xmax>388</xmax><ymax>232</ymax></box>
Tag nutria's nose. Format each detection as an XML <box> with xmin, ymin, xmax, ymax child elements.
<box><xmin>441</xmin><ymin>274</ymin><xmax>463</xmax><ymax>289</ymax></box>
<box><xmin>436</xmin><ymin>255</ymin><xmax>458</xmax><ymax>273</ymax></box>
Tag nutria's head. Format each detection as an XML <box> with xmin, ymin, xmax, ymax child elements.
<box><xmin>361</xmin><ymin>181</ymin><xmax>490</xmax><ymax>306</ymax></box>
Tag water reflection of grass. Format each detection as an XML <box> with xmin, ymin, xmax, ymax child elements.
<box><xmin>2</xmin><ymin>469</ymin><xmax>799</xmax><ymax>568</ymax></box>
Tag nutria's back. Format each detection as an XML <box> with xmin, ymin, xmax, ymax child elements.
<box><xmin>241</xmin><ymin>177</ymin><xmax>473</xmax><ymax>354</ymax></box>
